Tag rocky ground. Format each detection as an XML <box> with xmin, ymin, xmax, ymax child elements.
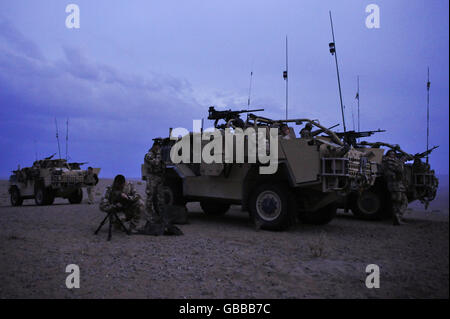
<box><xmin>0</xmin><ymin>179</ymin><xmax>448</xmax><ymax>299</ymax></box>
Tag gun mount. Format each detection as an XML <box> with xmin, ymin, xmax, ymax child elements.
<box><xmin>208</xmin><ymin>106</ymin><xmax>264</xmax><ymax>129</ymax></box>
<box><xmin>335</xmin><ymin>129</ymin><xmax>386</xmax><ymax>147</ymax></box>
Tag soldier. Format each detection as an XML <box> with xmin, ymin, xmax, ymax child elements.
<box><xmin>382</xmin><ymin>150</ymin><xmax>408</xmax><ymax>225</ymax></box>
<box><xmin>300</xmin><ymin>123</ymin><xmax>324</xmax><ymax>139</ymax></box>
<box><xmin>144</xmin><ymin>139</ymin><xmax>166</xmax><ymax>224</ymax></box>
<box><xmin>84</xmin><ymin>166</ymin><xmax>99</xmax><ymax>204</ymax></box>
<box><xmin>99</xmin><ymin>174</ymin><xmax>147</xmax><ymax>232</ymax></box>
<box><xmin>280</xmin><ymin>125</ymin><xmax>291</xmax><ymax>140</ymax></box>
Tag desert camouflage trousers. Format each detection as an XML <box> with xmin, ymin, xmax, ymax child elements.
<box><xmin>391</xmin><ymin>191</ymin><xmax>408</xmax><ymax>218</ymax></box>
<box><xmin>146</xmin><ymin>175</ymin><xmax>166</xmax><ymax>223</ymax></box>
<box><xmin>113</xmin><ymin>198</ymin><xmax>148</xmax><ymax>230</ymax></box>
<box><xmin>87</xmin><ymin>186</ymin><xmax>95</xmax><ymax>204</ymax></box>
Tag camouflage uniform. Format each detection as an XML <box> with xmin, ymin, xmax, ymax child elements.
<box><xmin>382</xmin><ymin>155</ymin><xmax>408</xmax><ymax>223</ymax></box>
<box><xmin>99</xmin><ymin>182</ymin><xmax>147</xmax><ymax>230</ymax></box>
<box><xmin>144</xmin><ymin>147</ymin><xmax>166</xmax><ymax>223</ymax></box>
<box><xmin>85</xmin><ymin>172</ymin><xmax>98</xmax><ymax>204</ymax></box>
<box><xmin>300</xmin><ymin>123</ymin><xmax>323</xmax><ymax>139</ymax></box>
<box><xmin>300</xmin><ymin>127</ymin><xmax>313</xmax><ymax>139</ymax></box>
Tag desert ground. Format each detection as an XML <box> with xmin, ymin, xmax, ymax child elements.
<box><xmin>0</xmin><ymin>178</ymin><xmax>448</xmax><ymax>299</ymax></box>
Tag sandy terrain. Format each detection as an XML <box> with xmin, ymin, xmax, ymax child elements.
<box><xmin>0</xmin><ymin>179</ymin><xmax>448</xmax><ymax>299</ymax></box>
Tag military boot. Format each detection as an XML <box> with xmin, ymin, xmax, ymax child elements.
<box><xmin>392</xmin><ymin>213</ymin><xmax>404</xmax><ymax>226</ymax></box>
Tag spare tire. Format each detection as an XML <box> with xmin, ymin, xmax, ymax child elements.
<box><xmin>351</xmin><ymin>189</ymin><xmax>388</xmax><ymax>220</ymax></box>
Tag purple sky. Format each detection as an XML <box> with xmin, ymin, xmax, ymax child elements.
<box><xmin>0</xmin><ymin>0</ymin><xmax>448</xmax><ymax>178</ymax></box>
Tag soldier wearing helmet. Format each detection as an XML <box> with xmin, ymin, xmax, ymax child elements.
<box><xmin>382</xmin><ymin>149</ymin><xmax>408</xmax><ymax>225</ymax></box>
<box><xmin>300</xmin><ymin>122</ymin><xmax>324</xmax><ymax>139</ymax></box>
<box><xmin>144</xmin><ymin>139</ymin><xmax>166</xmax><ymax>224</ymax></box>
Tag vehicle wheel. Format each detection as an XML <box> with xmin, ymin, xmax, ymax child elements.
<box><xmin>200</xmin><ymin>200</ymin><xmax>230</xmax><ymax>216</ymax></box>
<box><xmin>249</xmin><ymin>183</ymin><xmax>295</xmax><ymax>230</ymax></box>
<box><xmin>300</xmin><ymin>203</ymin><xmax>337</xmax><ymax>225</ymax></box>
<box><xmin>34</xmin><ymin>185</ymin><xmax>47</xmax><ymax>206</ymax></box>
<box><xmin>163</xmin><ymin>179</ymin><xmax>184</xmax><ymax>206</ymax></box>
<box><xmin>351</xmin><ymin>189</ymin><xmax>386</xmax><ymax>220</ymax></box>
<box><xmin>68</xmin><ymin>188</ymin><xmax>83</xmax><ymax>204</ymax></box>
<box><xmin>10</xmin><ymin>187</ymin><xmax>23</xmax><ymax>206</ymax></box>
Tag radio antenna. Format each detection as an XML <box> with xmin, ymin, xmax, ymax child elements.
<box><xmin>55</xmin><ymin>118</ymin><xmax>61</xmax><ymax>159</ymax></box>
<box><xmin>328</xmin><ymin>11</ymin><xmax>346</xmax><ymax>133</ymax></box>
<box><xmin>247</xmin><ymin>70</ymin><xmax>253</xmax><ymax>109</ymax></box>
<box><xmin>356</xmin><ymin>75</ymin><xmax>360</xmax><ymax>132</ymax></box>
<box><xmin>426</xmin><ymin>67</ymin><xmax>431</xmax><ymax>164</ymax></box>
<box><xmin>65</xmin><ymin>118</ymin><xmax>69</xmax><ymax>160</ymax></box>
<box><xmin>283</xmin><ymin>35</ymin><xmax>289</xmax><ymax>119</ymax></box>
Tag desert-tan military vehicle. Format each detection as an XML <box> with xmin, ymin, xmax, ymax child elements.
<box><xmin>8</xmin><ymin>154</ymin><xmax>101</xmax><ymax>206</ymax></box>
<box><xmin>341</xmin><ymin>141</ymin><xmax>439</xmax><ymax>220</ymax></box>
<box><xmin>143</xmin><ymin>108</ymin><xmax>378</xmax><ymax>230</ymax></box>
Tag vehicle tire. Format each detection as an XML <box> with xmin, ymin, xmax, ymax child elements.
<box><xmin>200</xmin><ymin>200</ymin><xmax>230</xmax><ymax>216</ymax></box>
<box><xmin>163</xmin><ymin>179</ymin><xmax>184</xmax><ymax>206</ymax></box>
<box><xmin>68</xmin><ymin>188</ymin><xmax>83</xmax><ymax>204</ymax></box>
<box><xmin>249</xmin><ymin>183</ymin><xmax>295</xmax><ymax>230</ymax></box>
<box><xmin>10</xmin><ymin>187</ymin><xmax>23</xmax><ymax>206</ymax></box>
<box><xmin>351</xmin><ymin>189</ymin><xmax>386</xmax><ymax>220</ymax></box>
<box><xmin>34</xmin><ymin>185</ymin><xmax>47</xmax><ymax>206</ymax></box>
<box><xmin>300</xmin><ymin>203</ymin><xmax>337</xmax><ymax>225</ymax></box>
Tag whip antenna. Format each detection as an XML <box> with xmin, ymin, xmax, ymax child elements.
<box><xmin>426</xmin><ymin>67</ymin><xmax>431</xmax><ymax>164</ymax></box>
<box><xmin>329</xmin><ymin>11</ymin><xmax>346</xmax><ymax>133</ymax></box>
<box><xmin>55</xmin><ymin>118</ymin><xmax>61</xmax><ymax>159</ymax></box>
<box><xmin>356</xmin><ymin>75</ymin><xmax>360</xmax><ymax>132</ymax></box>
<box><xmin>247</xmin><ymin>70</ymin><xmax>253</xmax><ymax>108</ymax></box>
<box><xmin>65</xmin><ymin>118</ymin><xmax>69</xmax><ymax>160</ymax></box>
<box><xmin>283</xmin><ymin>35</ymin><xmax>289</xmax><ymax>119</ymax></box>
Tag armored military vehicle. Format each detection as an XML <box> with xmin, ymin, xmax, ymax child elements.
<box><xmin>339</xmin><ymin>140</ymin><xmax>439</xmax><ymax>220</ymax></box>
<box><xmin>143</xmin><ymin>108</ymin><xmax>378</xmax><ymax>230</ymax></box>
<box><xmin>8</xmin><ymin>154</ymin><xmax>101</xmax><ymax>206</ymax></box>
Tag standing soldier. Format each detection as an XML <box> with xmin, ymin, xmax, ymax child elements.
<box><xmin>85</xmin><ymin>166</ymin><xmax>99</xmax><ymax>204</ymax></box>
<box><xmin>382</xmin><ymin>150</ymin><xmax>408</xmax><ymax>225</ymax></box>
<box><xmin>144</xmin><ymin>139</ymin><xmax>166</xmax><ymax>224</ymax></box>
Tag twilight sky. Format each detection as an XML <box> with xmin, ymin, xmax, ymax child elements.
<box><xmin>0</xmin><ymin>0</ymin><xmax>448</xmax><ymax>178</ymax></box>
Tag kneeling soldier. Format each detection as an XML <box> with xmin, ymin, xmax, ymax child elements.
<box><xmin>99</xmin><ymin>174</ymin><xmax>147</xmax><ymax>232</ymax></box>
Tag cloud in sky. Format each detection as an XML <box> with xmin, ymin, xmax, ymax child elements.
<box><xmin>0</xmin><ymin>17</ymin><xmax>206</xmax><ymax>177</ymax></box>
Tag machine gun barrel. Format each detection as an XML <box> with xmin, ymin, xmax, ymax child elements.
<box><xmin>335</xmin><ymin>129</ymin><xmax>385</xmax><ymax>138</ymax></box>
<box><xmin>207</xmin><ymin>106</ymin><xmax>264</xmax><ymax>120</ymax></box>
<box><xmin>414</xmin><ymin>145</ymin><xmax>439</xmax><ymax>159</ymax></box>
<box><xmin>327</xmin><ymin>124</ymin><xmax>340</xmax><ymax>130</ymax></box>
